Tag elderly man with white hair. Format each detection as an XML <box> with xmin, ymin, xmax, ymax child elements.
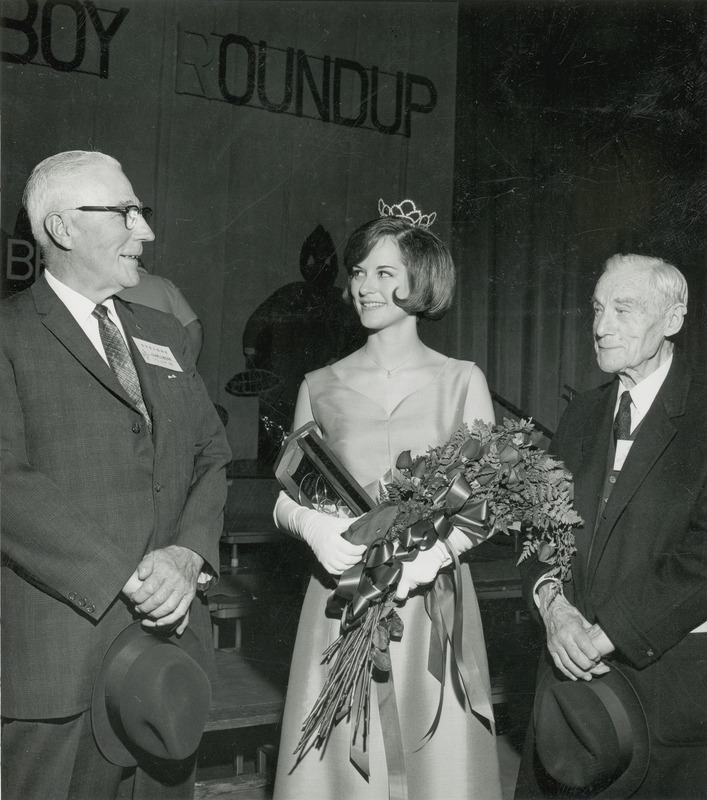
<box><xmin>516</xmin><ymin>254</ymin><xmax>707</xmax><ymax>799</ymax></box>
<box><xmin>1</xmin><ymin>151</ymin><xmax>231</xmax><ymax>800</ymax></box>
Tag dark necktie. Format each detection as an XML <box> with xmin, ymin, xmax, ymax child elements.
<box><xmin>92</xmin><ymin>304</ymin><xmax>151</xmax><ymax>431</ymax></box>
<box><xmin>613</xmin><ymin>390</ymin><xmax>632</xmax><ymax>442</ymax></box>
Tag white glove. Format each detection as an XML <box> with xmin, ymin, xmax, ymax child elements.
<box><xmin>395</xmin><ymin>541</ymin><xmax>450</xmax><ymax>600</ymax></box>
<box><xmin>447</xmin><ymin>526</ymin><xmax>475</xmax><ymax>556</ymax></box>
<box><xmin>273</xmin><ymin>491</ymin><xmax>365</xmax><ymax>575</ymax></box>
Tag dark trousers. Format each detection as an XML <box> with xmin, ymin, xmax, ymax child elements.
<box><xmin>2</xmin><ymin>711</ymin><xmax>197</xmax><ymax>800</ymax></box>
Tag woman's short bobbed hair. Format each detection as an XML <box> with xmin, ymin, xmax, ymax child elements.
<box><xmin>342</xmin><ymin>216</ymin><xmax>456</xmax><ymax>321</ymax></box>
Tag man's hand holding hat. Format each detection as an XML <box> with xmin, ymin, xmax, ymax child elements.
<box><xmin>539</xmin><ymin>583</ymin><xmax>613</xmax><ymax>681</ymax></box>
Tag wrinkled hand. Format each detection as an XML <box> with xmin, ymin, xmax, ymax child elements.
<box><xmin>395</xmin><ymin>543</ymin><xmax>450</xmax><ymax>601</ymax></box>
<box><xmin>301</xmin><ymin>513</ymin><xmax>366</xmax><ymax>575</ymax></box>
<box><xmin>122</xmin><ymin>546</ymin><xmax>203</xmax><ymax>635</ymax></box>
<box><xmin>541</xmin><ymin>590</ymin><xmax>611</xmax><ymax>681</ymax></box>
<box><xmin>587</xmin><ymin>623</ymin><xmax>615</xmax><ymax>658</ymax></box>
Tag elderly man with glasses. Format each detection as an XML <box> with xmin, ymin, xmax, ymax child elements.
<box><xmin>1</xmin><ymin>151</ymin><xmax>232</xmax><ymax>800</ymax></box>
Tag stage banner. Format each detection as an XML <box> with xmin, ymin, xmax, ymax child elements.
<box><xmin>2</xmin><ymin>0</ymin><xmax>458</xmax><ymax>460</ymax></box>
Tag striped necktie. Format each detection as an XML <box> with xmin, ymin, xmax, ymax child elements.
<box><xmin>92</xmin><ymin>304</ymin><xmax>151</xmax><ymax>431</ymax></box>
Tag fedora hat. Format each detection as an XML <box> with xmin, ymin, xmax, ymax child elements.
<box><xmin>91</xmin><ymin>623</ymin><xmax>211</xmax><ymax>767</ymax></box>
<box><xmin>534</xmin><ymin>663</ymin><xmax>650</xmax><ymax>798</ymax></box>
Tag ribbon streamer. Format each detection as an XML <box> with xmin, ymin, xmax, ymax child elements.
<box><xmin>324</xmin><ymin>470</ymin><xmax>495</xmax><ymax>798</ymax></box>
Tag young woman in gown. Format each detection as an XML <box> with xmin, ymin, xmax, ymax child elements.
<box><xmin>272</xmin><ymin>203</ymin><xmax>502</xmax><ymax>800</ymax></box>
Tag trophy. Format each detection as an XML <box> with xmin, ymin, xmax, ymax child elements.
<box><xmin>274</xmin><ymin>422</ymin><xmax>375</xmax><ymax>516</ymax></box>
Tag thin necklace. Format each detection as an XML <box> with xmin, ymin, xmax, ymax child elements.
<box><xmin>363</xmin><ymin>345</ymin><xmax>419</xmax><ymax>378</ymax></box>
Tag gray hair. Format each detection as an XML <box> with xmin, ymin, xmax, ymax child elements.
<box><xmin>23</xmin><ymin>151</ymin><xmax>121</xmax><ymax>251</ymax></box>
<box><xmin>603</xmin><ymin>253</ymin><xmax>688</xmax><ymax>311</ymax></box>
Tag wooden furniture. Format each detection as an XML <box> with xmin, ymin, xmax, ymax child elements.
<box><xmin>207</xmin><ymin>477</ymin><xmax>285</xmax><ymax>649</ymax></box>
<box><xmin>222</xmin><ymin>477</ymin><xmax>283</xmax><ymax>569</ymax></box>
<box><xmin>207</xmin><ymin>580</ymin><xmax>257</xmax><ymax>650</ymax></box>
<box><xmin>469</xmin><ymin>557</ymin><xmax>522</xmax><ymax>601</ymax></box>
<box><xmin>195</xmin><ymin>648</ymin><xmax>287</xmax><ymax>799</ymax></box>
<box><xmin>205</xmin><ymin>648</ymin><xmax>286</xmax><ymax>734</ymax></box>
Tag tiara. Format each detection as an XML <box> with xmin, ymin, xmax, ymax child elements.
<box><xmin>378</xmin><ymin>198</ymin><xmax>436</xmax><ymax>229</ymax></box>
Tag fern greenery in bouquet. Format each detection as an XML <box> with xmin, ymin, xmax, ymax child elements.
<box><xmin>295</xmin><ymin>418</ymin><xmax>581</xmax><ymax>760</ymax></box>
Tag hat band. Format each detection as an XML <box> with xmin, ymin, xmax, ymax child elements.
<box><xmin>590</xmin><ymin>679</ymin><xmax>634</xmax><ymax>775</ymax></box>
<box><xmin>104</xmin><ymin>632</ymin><xmax>177</xmax><ymax>751</ymax></box>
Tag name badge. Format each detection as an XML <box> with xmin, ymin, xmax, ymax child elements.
<box><xmin>613</xmin><ymin>440</ymin><xmax>633</xmax><ymax>471</ymax></box>
<box><xmin>132</xmin><ymin>338</ymin><xmax>183</xmax><ymax>371</ymax></box>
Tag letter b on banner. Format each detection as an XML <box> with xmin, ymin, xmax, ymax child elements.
<box><xmin>6</xmin><ymin>239</ymin><xmax>40</xmax><ymax>281</ymax></box>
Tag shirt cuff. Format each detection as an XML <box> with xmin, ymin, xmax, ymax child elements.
<box><xmin>532</xmin><ymin>575</ymin><xmax>563</xmax><ymax>609</ymax></box>
<box><xmin>197</xmin><ymin>569</ymin><xmax>216</xmax><ymax>592</ymax></box>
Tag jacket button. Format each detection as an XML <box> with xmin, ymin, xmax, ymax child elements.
<box><xmin>154</xmin><ymin>483</ymin><xmax>162</xmax><ymax>492</ymax></box>
<box><xmin>132</xmin><ymin>422</ymin><xmax>141</xmax><ymax>434</ymax></box>
<box><xmin>646</xmin><ymin>648</ymin><xmax>655</xmax><ymax>658</ymax></box>
<box><xmin>68</xmin><ymin>592</ymin><xmax>76</xmax><ymax>601</ymax></box>
<box><xmin>86</xmin><ymin>605</ymin><xmax>96</xmax><ymax>614</ymax></box>
<box><xmin>77</xmin><ymin>598</ymin><xmax>86</xmax><ymax>607</ymax></box>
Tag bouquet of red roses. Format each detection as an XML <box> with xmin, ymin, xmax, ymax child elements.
<box><xmin>294</xmin><ymin>418</ymin><xmax>581</xmax><ymax>761</ymax></box>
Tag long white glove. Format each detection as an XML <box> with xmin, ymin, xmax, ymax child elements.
<box><xmin>394</xmin><ymin>526</ymin><xmax>473</xmax><ymax>601</ymax></box>
<box><xmin>395</xmin><ymin>541</ymin><xmax>449</xmax><ymax>600</ymax></box>
<box><xmin>446</xmin><ymin>527</ymin><xmax>475</xmax><ymax>557</ymax></box>
<box><xmin>273</xmin><ymin>491</ymin><xmax>365</xmax><ymax>575</ymax></box>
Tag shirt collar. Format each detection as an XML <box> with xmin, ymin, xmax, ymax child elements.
<box><xmin>618</xmin><ymin>355</ymin><xmax>673</xmax><ymax>418</ymax></box>
<box><xmin>44</xmin><ymin>269</ymin><xmax>118</xmax><ymax>324</ymax></box>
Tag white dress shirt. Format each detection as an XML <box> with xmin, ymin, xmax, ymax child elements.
<box><xmin>44</xmin><ymin>269</ymin><xmax>129</xmax><ymax>365</ymax></box>
<box><xmin>612</xmin><ymin>356</ymin><xmax>673</xmax><ymax>471</ymax></box>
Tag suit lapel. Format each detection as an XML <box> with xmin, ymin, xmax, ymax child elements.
<box><xmin>32</xmin><ymin>276</ymin><xmax>138</xmax><ymax>408</ymax></box>
<box><xmin>586</xmin><ymin>357</ymin><xmax>688</xmax><ymax>586</ymax></box>
<box><xmin>574</xmin><ymin>385</ymin><xmax>617</xmax><ymax>569</ymax></box>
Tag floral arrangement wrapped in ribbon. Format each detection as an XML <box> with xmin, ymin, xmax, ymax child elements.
<box><xmin>294</xmin><ymin>417</ymin><xmax>582</xmax><ymax>764</ymax></box>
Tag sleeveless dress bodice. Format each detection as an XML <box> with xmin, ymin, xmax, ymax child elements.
<box><xmin>273</xmin><ymin>358</ymin><xmax>502</xmax><ymax>800</ymax></box>
<box><xmin>308</xmin><ymin>358</ymin><xmax>474</xmax><ymax>498</ymax></box>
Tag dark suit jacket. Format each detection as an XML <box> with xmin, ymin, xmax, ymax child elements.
<box><xmin>1</xmin><ymin>275</ymin><xmax>232</xmax><ymax>719</ymax></box>
<box><xmin>520</xmin><ymin>351</ymin><xmax>707</xmax><ymax>794</ymax></box>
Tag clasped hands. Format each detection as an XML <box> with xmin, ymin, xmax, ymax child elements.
<box><xmin>122</xmin><ymin>545</ymin><xmax>204</xmax><ymax>635</ymax></box>
<box><xmin>538</xmin><ymin>584</ymin><xmax>615</xmax><ymax>681</ymax></box>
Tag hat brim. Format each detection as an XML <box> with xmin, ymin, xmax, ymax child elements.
<box><xmin>535</xmin><ymin>663</ymin><xmax>650</xmax><ymax>800</ymax></box>
<box><xmin>91</xmin><ymin>622</ymin><xmax>205</xmax><ymax>766</ymax></box>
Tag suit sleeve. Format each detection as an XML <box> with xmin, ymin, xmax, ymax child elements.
<box><xmin>161</xmin><ymin>321</ymin><xmax>231</xmax><ymax>576</ymax></box>
<box><xmin>594</xmin><ymin>468</ymin><xmax>707</xmax><ymax>668</ymax></box>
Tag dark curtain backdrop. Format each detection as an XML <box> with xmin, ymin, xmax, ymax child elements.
<box><xmin>452</xmin><ymin>1</ymin><xmax>706</xmax><ymax>434</ymax></box>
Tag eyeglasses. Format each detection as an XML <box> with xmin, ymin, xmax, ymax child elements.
<box><xmin>69</xmin><ymin>205</ymin><xmax>154</xmax><ymax>230</ymax></box>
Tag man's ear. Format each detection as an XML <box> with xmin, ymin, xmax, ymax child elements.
<box><xmin>44</xmin><ymin>212</ymin><xmax>73</xmax><ymax>251</ymax></box>
<box><xmin>664</xmin><ymin>303</ymin><xmax>687</xmax><ymax>337</ymax></box>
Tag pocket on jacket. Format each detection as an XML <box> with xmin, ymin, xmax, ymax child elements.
<box><xmin>161</xmin><ymin>375</ymin><xmax>191</xmax><ymax>389</ymax></box>
<box><xmin>654</xmin><ymin>634</ymin><xmax>707</xmax><ymax>745</ymax></box>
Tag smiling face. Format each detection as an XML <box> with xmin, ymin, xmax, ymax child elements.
<box><xmin>592</xmin><ymin>265</ymin><xmax>682</xmax><ymax>385</ymax></box>
<box><xmin>350</xmin><ymin>236</ymin><xmax>411</xmax><ymax>331</ymax></box>
<box><xmin>53</xmin><ymin>162</ymin><xmax>154</xmax><ymax>302</ymax></box>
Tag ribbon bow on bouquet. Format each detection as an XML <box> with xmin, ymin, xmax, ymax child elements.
<box><xmin>328</xmin><ymin>473</ymin><xmax>492</xmax><ymax>630</ymax></box>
